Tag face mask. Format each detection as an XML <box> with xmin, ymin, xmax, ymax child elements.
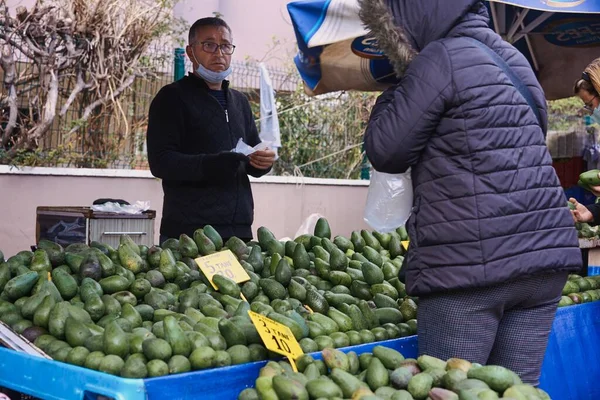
<box><xmin>192</xmin><ymin>48</ymin><xmax>232</xmax><ymax>84</ymax></box>
<box><xmin>593</xmin><ymin>105</ymin><xmax>600</xmax><ymax>125</ymax></box>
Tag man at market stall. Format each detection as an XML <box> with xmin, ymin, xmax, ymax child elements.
<box><xmin>571</xmin><ymin>58</ymin><xmax>600</xmax><ymax>225</ymax></box>
<box><xmin>360</xmin><ymin>0</ymin><xmax>581</xmax><ymax>386</ymax></box>
<box><xmin>146</xmin><ymin>17</ymin><xmax>276</xmax><ymax>243</ymax></box>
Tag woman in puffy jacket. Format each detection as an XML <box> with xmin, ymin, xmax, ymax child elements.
<box><xmin>360</xmin><ymin>0</ymin><xmax>581</xmax><ymax>385</ymax></box>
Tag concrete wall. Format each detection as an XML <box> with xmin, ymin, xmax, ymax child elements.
<box><xmin>0</xmin><ymin>166</ymin><xmax>370</xmax><ymax>258</ymax></box>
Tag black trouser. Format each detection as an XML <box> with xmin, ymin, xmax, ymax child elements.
<box><xmin>417</xmin><ymin>272</ymin><xmax>568</xmax><ymax>386</ymax></box>
<box><xmin>580</xmin><ymin>248</ymin><xmax>589</xmax><ymax>277</ymax></box>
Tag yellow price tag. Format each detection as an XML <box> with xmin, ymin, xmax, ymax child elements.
<box><xmin>401</xmin><ymin>241</ymin><xmax>410</xmax><ymax>250</ymax></box>
<box><xmin>248</xmin><ymin>310</ymin><xmax>304</xmax><ymax>372</ymax></box>
<box><xmin>195</xmin><ymin>250</ymin><xmax>250</xmax><ymax>289</ymax></box>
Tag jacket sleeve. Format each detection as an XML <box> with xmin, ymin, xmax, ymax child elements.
<box><xmin>500</xmin><ymin>42</ymin><xmax>548</xmax><ymax>136</ymax></box>
<box><xmin>586</xmin><ymin>203</ymin><xmax>600</xmax><ymax>226</ymax></box>
<box><xmin>364</xmin><ymin>42</ymin><xmax>453</xmax><ymax>174</ymax></box>
<box><xmin>146</xmin><ymin>85</ymin><xmax>211</xmax><ymax>182</ymax></box>
<box><xmin>241</xmin><ymin>96</ymin><xmax>272</xmax><ymax>178</ymax></box>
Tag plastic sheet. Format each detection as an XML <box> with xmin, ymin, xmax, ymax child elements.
<box><xmin>90</xmin><ymin>201</ymin><xmax>150</xmax><ymax>215</ymax></box>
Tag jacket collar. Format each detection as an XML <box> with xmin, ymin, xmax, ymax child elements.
<box><xmin>186</xmin><ymin>72</ymin><xmax>230</xmax><ymax>91</ymax></box>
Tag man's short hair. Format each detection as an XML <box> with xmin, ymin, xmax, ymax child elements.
<box><xmin>188</xmin><ymin>17</ymin><xmax>231</xmax><ymax>44</ymax></box>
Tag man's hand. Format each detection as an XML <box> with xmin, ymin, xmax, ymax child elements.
<box><xmin>249</xmin><ymin>149</ymin><xmax>276</xmax><ymax>170</ymax></box>
<box><xmin>202</xmin><ymin>151</ymin><xmax>249</xmax><ymax>180</ymax></box>
<box><xmin>569</xmin><ymin>198</ymin><xmax>594</xmax><ymax>223</ymax></box>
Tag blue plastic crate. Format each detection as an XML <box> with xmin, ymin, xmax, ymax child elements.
<box><xmin>587</xmin><ymin>266</ymin><xmax>600</xmax><ymax>276</ymax></box>
<box><xmin>3</xmin><ymin>300</ymin><xmax>598</xmax><ymax>400</ymax></box>
<box><xmin>0</xmin><ymin>336</ymin><xmax>417</xmax><ymax>400</ymax></box>
<box><xmin>539</xmin><ymin>301</ymin><xmax>600</xmax><ymax>400</ymax></box>
<box><xmin>145</xmin><ymin>336</ymin><xmax>417</xmax><ymax>399</ymax></box>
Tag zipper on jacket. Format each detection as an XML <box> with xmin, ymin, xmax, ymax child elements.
<box><xmin>202</xmin><ymin>84</ymin><xmax>240</xmax><ymax>227</ymax></box>
<box><xmin>222</xmin><ymin>90</ymin><xmax>240</xmax><ymax>227</ymax></box>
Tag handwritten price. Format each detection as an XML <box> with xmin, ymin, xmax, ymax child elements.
<box><xmin>206</xmin><ymin>260</ymin><xmax>235</xmax><ymax>279</ymax></box>
<box><xmin>195</xmin><ymin>250</ymin><xmax>250</xmax><ymax>289</ymax></box>
<box><xmin>248</xmin><ymin>311</ymin><xmax>303</xmax><ymax>371</ymax></box>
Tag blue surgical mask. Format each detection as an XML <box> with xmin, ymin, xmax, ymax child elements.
<box><xmin>192</xmin><ymin>49</ymin><xmax>232</xmax><ymax>84</ymax></box>
<box><xmin>196</xmin><ymin>62</ymin><xmax>232</xmax><ymax>84</ymax></box>
<box><xmin>593</xmin><ymin>105</ymin><xmax>600</xmax><ymax>125</ymax></box>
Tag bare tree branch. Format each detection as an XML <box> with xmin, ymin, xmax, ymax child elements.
<box><xmin>67</xmin><ymin>72</ymin><xmax>137</xmax><ymax>136</ymax></box>
<box><xmin>1</xmin><ymin>44</ymin><xmax>18</xmax><ymax>147</ymax></box>
<box><xmin>28</xmin><ymin>69</ymin><xmax>59</xmax><ymax>142</ymax></box>
<box><xmin>60</xmin><ymin>69</ymin><xmax>92</xmax><ymax>116</ymax></box>
<box><xmin>0</xmin><ymin>0</ymin><xmax>181</xmax><ymax>159</ymax></box>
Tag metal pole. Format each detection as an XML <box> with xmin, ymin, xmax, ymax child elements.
<box><xmin>360</xmin><ymin>142</ymin><xmax>370</xmax><ymax>180</ymax></box>
<box><xmin>174</xmin><ymin>48</ymin><xmax>185</xmax><ymax>81</ymax></box>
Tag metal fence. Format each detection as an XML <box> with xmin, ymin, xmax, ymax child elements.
<box><xmin>0</xmin><ymin>45</ymin><xmax>303</xmax><ymax>170</ymax></box>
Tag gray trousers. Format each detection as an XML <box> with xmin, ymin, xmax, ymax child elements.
<box><xmin>417</xmin><ymin>271</ymin><xmax>568</xmax><ymax>386</ymax></box>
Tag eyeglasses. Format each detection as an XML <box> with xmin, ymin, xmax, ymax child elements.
<box><xmin>194</xmin><ymin>41</ymin><xmax>236</xmax><ymax>55</ymax></box>
<box><xmin>583</xmin><ymin>96</ymin><xmax>598</xmax><ymax>114</ymax></box>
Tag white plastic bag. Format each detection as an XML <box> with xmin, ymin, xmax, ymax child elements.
<box><xmin>364</xmin><ymin>170</ymin><xmax>413</xmax><ymax>233</ymax></box>
<box><xmin>294</xmin><ymin>213</ymin><xmax>326</xmax><ymax>238</ymax></box>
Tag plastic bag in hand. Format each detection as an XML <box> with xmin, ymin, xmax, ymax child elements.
<box><xmin>364</xmin><ymin>170</ymin><xmax>413</xmax><ymax>233</ymax></box>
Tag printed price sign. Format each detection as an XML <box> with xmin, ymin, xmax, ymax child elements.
<box><xmin>195</xmin><ymin>250</ymin><xmax>250</xmax><ymax>289</ymax></box>
<box><xmin>248</xmin><ymin>310</ymin><xmax>304</xmax><ymax>371</ymax></box>
<box><xmin>401</xmin><ymin>241</ymin><xmax>410</xmax><ymax>251</ymax></box>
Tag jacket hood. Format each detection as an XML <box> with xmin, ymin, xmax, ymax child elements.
<box><xmin>359</xmin><ymin>0</ymin><xmax>487</xmax><ymax>76</ymax></box>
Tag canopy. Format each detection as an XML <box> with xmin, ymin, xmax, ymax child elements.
<box><xmin>287</xmin><ymin>0</ymin><xmax>600</xmax><ymax>99</ymax></box>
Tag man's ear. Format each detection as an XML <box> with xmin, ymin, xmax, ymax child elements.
<box><xmin>185</xmin><ymin>45</ymin><xmax>194</xmax><ymax>62</ymax></box>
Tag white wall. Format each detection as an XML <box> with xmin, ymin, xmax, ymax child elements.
<box><xmin>0</xmin><ymin>166</ymin><xmax>370</xmax><ymax>258</ymax></box>
<box><xmin>173</xmin><ymin>0</ymin><xmax>297</xmax><ymax>67</ymax></box>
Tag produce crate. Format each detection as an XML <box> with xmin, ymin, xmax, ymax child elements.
<box><xmin>588</xmin><ymin>266</ymin><xmax>600</xmax><ymax>276</ymax></box>
<box><xmin>0</xmin><ymin>337</ymin><xmax>418</xmax><ymax>400</ymax></box>
<box><xmin>35</xmin><ymin>207</ymin><xmax>156</xmax><ymax>249</ymax></box>
<box><xmin>539</xmin><ymin>301</ymin><xmax>600</xmax><ymax>400</ymax></box>
<box><xmin>3</xmin><ymin>301</ymin><xmax>597</xmax><ymax>400</ymax></box>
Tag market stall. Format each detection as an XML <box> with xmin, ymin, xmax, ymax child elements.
<box><xmin>1</xmin><ymin>220</ymin><xmax>599</xmax><ymax>399</ymax></box>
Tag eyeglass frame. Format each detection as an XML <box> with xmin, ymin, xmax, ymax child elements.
<box><xmin>191</xmin><ymin>41</ymin><xmax>236</xmax><ymax>55</ymax></box>
<box><xmin>583</xmin><ymin>95</ymin><xmax>598</xmax><ymax>114</ymax></box>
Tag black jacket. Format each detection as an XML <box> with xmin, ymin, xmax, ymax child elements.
<box><xmin>146</xmin><ymin>73</ymin><xmax>269</xmax><ymax>240</ymax></box>
<box><xmin>586</xmin><ymin>203</ymin><xmax>600</xmax><ymax>225</ymax></box>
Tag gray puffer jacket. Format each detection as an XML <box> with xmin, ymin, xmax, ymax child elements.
<box><xmin>360</xmin><ymin>0</ymin><xmax>581</xmax><ymax>296</ymax></box>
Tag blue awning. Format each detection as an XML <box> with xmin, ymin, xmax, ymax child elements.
<box><xmin>287</xmin><ymin>0</ymin><xmax>600</xmax><ymax>99</ymax></box>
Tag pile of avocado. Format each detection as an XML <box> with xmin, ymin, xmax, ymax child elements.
<box><xmin>559</xmin><ymin>274</ymin><xmax>600</xmax><ymax>307</ymax></box>
<box><xmin>0</xmin><ymin>218</ymin><xmax>418</xmax><ymax>378</ymax></box>
<box><xmin>567</xmin><ymin>202</ymin><xmax>598</xmax><ymax>240</ymax></box>
<box><xmin>238</xmin><ymin>346</ymin><xmax>551</xmax><ymax>400</ymax></box>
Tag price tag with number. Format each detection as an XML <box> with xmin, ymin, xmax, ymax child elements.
<box><xmin>248</xmin><ymin>310</ymin><xmax>304</xmax><ymax>371</ymax></box>
<box><xmin>195</xmin><ymin>250</ymin><xmax>250</xmax><ymax>289</ymax></box>
<box><xmin>401</xmin><ymin>241</ymin><xmax>410</xmax><ymax>250</ymax></box>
